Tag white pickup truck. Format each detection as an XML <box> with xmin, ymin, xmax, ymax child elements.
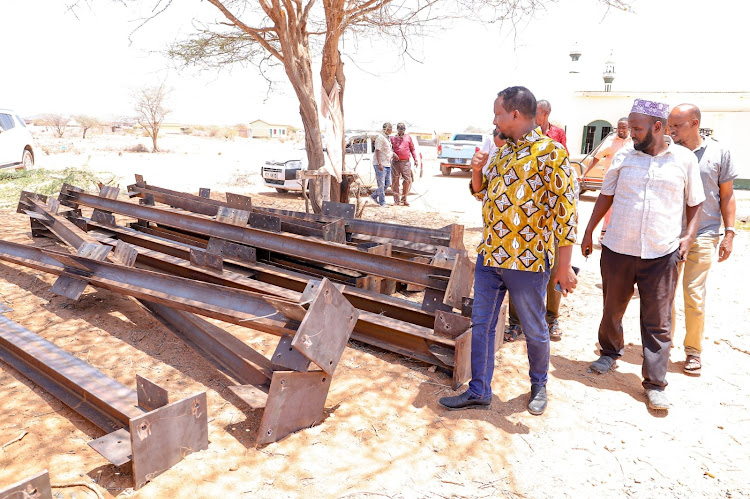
<box><xmin>437</xmin><ymin>133</ymin><xmax>486</xmax><ymax>176</ymax></box>
<box><xmin>261</xmin><ymin>132</ymin><xmax>421</xmax><ymax>193</ymax></box>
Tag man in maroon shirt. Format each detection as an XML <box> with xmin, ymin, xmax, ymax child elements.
<box><xmin>390</xmin><ymin>122</ymin><xmax>420</xmax><ymax>206</ymax></box>
<box><xmin>536</xmin><ymin>100</ymin><xmax>568</xmax><ymax>153</ymax></box>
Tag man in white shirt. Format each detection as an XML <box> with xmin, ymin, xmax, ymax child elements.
<box><xmin>581</xmin><ymin>99</ymin><xmax>705</xmax><ymax>411</ymax></box>
<box><xmin>478</xmin><ymin>129</ymin><xmax>505</xmax><ymax>174</ymax></box>
<box><xmin>370</xmin><ymin>122</ymin><xmax>394</xmax><ymax>207</ymax></box>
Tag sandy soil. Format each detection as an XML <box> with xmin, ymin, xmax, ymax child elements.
<box><xmin>1</xmin><ymin>131</ymin><xmax>749</xmax><ymax>498</ymax></box>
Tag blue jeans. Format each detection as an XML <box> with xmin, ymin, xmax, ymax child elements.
<box><xmin>371</xmin><ymin>165</ymin><xmax>391</xmax><ymax>206</ymax></box>
<box><xmin>468</xmin><ymin>257</ymin><xmax>551</xmax><ymax>399</ymax></box>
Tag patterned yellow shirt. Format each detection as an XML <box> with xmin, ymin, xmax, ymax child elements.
<box><xmin>471</xmin><ymin>127</ymin><xmax>577</xmax><ymax>272</ymax></box>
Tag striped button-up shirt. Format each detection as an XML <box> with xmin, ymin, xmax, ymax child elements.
<box><xmin>601</xmin><ymin>137</ymin><xmax>705</xmax><ymax>259</ymax></box>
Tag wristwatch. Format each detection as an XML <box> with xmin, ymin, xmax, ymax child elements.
<box><xmin>725</xmin><ymin>227</ymin><xmax>736</xmax><ymax>234</ymax></box>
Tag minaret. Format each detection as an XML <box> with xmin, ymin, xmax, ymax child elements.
<box><xmin>603</xmin><ymin>50</ymin><xmax>615</xmax><ymax>92</ymax></box>
<box><xmin>569</xmin><ymin>43</ymin><xmax>582</xmax><ymax>73</ymax></box>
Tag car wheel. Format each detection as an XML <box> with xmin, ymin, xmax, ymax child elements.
<box><xmin>440</xmin><ymin>164</ymin><xmax>451</xmax><ymax>176</ymax></box>
<box><xmin>21</xmin><ymin>149</ymin><xmax>33</xmax><ymax>169</ymax></box>
<box><xmin>275</xmin><ymin>188</ymin><xmax>288</xmax><ymax>193</ymax></box>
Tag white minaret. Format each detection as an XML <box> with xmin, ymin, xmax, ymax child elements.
<box><xmin>603</xmin><ymin>50</ymin><xmax>616</xmax><ymax>92</ymax></box>
<box><xmin>569</xmin><ymin>43</ymin><xmax>582</xmax><ymax>73</ymax></box>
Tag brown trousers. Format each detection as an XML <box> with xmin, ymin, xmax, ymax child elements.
<box><xmin>598</xmin><ymin>246</ymin><xmax>680</xmax><ymax>390</ymax></box>
<box><xmin>391</xmin><ymin>160</ymin><xmax>412</xmax><ymax>203</ymax></box>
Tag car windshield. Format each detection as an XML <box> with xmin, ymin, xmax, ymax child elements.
<box><xmin>453</xmin><ymin>134</ymin><xmax>483</xmax><ymax>142</ymax></box>
<box><xmin>584</xmin><ymin>132</ymin><xmax>615</xmax><ymax>160</ymax></box>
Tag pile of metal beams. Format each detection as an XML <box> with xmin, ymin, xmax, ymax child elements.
<box><xmin>0</xmin><ymin>176</ymin><xmax>506</xmax><ymax>491</ymax></box>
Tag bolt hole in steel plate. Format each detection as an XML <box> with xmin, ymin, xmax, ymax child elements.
<box><xmin>256</xmin><ymin>371</ymin><xmax>332</xmax><ymax>446</ymax></box>
<box><xmin>290</xmin><ymin>278</ymin><xmax>359</xmax><ymax>375</ymax></box>
<box><xmin>0</xmin><ymin>470</ymin><xmax>52</xmax><ymax>499</ymax></box>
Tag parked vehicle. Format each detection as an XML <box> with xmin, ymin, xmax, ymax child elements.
<box><xmin>569</xmin><ymin>132</ymin><xmax>631</xmax><ymax>194</ymax></box>
<box><xmin>437</xmin><ymin>133</ymin><xmax>485</xmax><ymax>175</ymax></box>
<box><xmin>0</xmin><ymin>110</ymin><xmax>34</xmax><ymax>170</ymax></box>
<box><xmin>262</xmin><ymin>132</ymin><xmax>422</xmax><ymax>193</ymax></box>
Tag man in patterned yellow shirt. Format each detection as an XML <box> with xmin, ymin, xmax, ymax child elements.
<box><xmin>439</xmin><ymin>86</ymin><xmax>578</xmax><ymax>415</ymax></box>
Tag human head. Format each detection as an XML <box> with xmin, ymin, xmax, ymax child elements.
<box><xmin>493</xmin><ymin>86</ymin><xmax>537</xmax><ymax>142</ymax></box>
<box><xmin>492</xmin><ymin>128</ymin><xmax>506</xmax><ymax>148</ymax></box>
<box><xmin>535</xmin><ymin>99</ymin><xmax>552</xmax><ymax>127</ymax></box>
<box><xmin>628</xmin><ymin>99</ymin><xmax>668</xmax><ymax>153</ymax></box>
<box><xmin>397</xmin><ymin>122</ymin><xmax>406</xmax><ymax>136</ymax></box>
<box><xmin>616</xmin><ymin>117</ymin><xmax>629</xmax><ymax>139</ymax></box>
<box><xmin>667</xmin><ymin>103</ymin><xmax>701</xmax><ymax>147</ymax></box>
<box><xmin>628</xmin><ymin>113</ymin><xmax>667</xmax><ymax>152</ymax></box>
<box><xmin>383</xmin><ymin>122</ymin><xmax>392</xmax><ymax>135</ymax></box>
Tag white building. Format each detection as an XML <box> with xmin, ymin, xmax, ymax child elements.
<box><xmin>563</xmin><ymin>50</ymin><xmax>750</xmax><ymax>185</ymax></box>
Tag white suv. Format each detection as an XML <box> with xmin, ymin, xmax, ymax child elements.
<box><xmin>0</xmin><ymin>110</ymin><xmax>34</xmax><ymax>170</ymax></box>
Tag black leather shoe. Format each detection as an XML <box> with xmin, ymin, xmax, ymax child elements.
<box><xmin>527</xmin><ymin>385</ymin><xmax>547</xmax><ymax>415</ymax></box>
<box><xmin>438</xmin><ymin>390</ymin><xmax>491</xmax><ymax>411</ymax></box>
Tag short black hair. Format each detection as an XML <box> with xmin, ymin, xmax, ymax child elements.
<box><xmin>617</xmin><ymin>117</ymin><xmax>629</xmax><ymax>124</ymax></box>
<box><xmin>497</xmin><ymin>86</ymin><xmax>537</xmax><ymax>118</ymax></box>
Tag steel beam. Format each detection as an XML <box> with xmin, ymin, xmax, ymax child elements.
<box><xmin>20</xmin><ymin>210</ymin><xmax>470</xmax><ymax>383</ymax></box>
<box><xmin>73</xmin><ymin>220</ymin><xmax>465</xmax><ymax>371</ymax></box>
<box><xmin>61</xmin><ymin>187</ymin><xmax>454</xmax><ymax>291</ymax></box>
<box><xmin>13</xmin><ymin>195</ymin><xmax>367</xmax><ymax>443</ymax></box>
<box><xmin>0</xmin><ymin>315</ymin><xmax>208</xmax><ymax>490</ymax></box>
<box><xmin>126</xmin><ymin>179</ymin><xmax>461</xmax><ymax>250</ymax></box>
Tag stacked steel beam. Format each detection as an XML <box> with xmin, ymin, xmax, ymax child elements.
<box><xmin>0</xmin><ymin>178</ymin><xmax>505</xmax><ymax>490</ymax></box>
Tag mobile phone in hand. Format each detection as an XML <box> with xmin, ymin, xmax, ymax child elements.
<box><xmin>554</xmin><ymin>265</ymin><xmax>580</xmax><ymax>293</ymax></box>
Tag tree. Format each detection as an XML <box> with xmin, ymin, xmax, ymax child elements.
<box><xmin>43</xmin><ymin>114</ymin><xmax>70</xmax><ymax>138</ymax></box>
<box><xmin>74</xmin><ymin>115</ymin><xmax>101</xmax><ymax>139</ymax></box>
<box><xmin>133</xmin><ymin>84</ymin><xmax>171</xmax><ymax>152</ymax></box>
<box><xmin>80</xmin><ymin>0</ymin><xmax>630</xmax><ymax>210</ymax></box>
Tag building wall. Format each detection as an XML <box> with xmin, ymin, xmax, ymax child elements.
<box><xmin>565</xmin><ymin>92</ymin><xmax>750</xmax><ymax>180</ymax></box>
<box><xmin>248</xmin><ymin>120</ymin><xmax>292</xmax><ymax>139</ymax></box>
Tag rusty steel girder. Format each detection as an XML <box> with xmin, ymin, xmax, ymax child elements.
<box><xmin>56</xmin><ymin>185</ymin><xmax>477</xmax><ymax>307</ymax></box>
<box><xmin>0</xmin><ymin>314</ymin><xmax>208</xmax><ymax>490</ymax></box>
<box><xmin>13</xmin><ymin>192</ymin><xmax>362</xmax><ymax>444</ymax></box>
<box><xmin>125</xmin><ymin>176</ymin><xmax>464</xmax><ymax>251</ymax></box>
<box><xmin>18</xmin><ymin>193</ymin><xmax>478</xmax><ymax>387</ymax></box>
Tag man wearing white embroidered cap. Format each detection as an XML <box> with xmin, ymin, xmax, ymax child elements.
<box><xmin>581</xmin><ymin>98</ymin><xmax>705</xmax><ymax>412</ymax></box>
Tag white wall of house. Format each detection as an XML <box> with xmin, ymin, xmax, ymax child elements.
<box><xmin>563</xmin><ymin>91</ymin><xmax>750</xmax><ymax>179</ymax></box>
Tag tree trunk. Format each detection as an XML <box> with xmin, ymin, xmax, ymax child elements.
<box><xmin>321</xmin><ymin>3</ymin><xmax>347</xmax><ymax>204</ymax></box>
<box><xmin>278</xmin><ymin>21</ymin><xmax>326</xmax><ymax>213</ymax></box>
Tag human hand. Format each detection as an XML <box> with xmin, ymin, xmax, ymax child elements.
<box><xmin>554</xmin><ymin>265</ymin><xmax>578</xmax><ymax>297</ymax></box>
<box><xmin>718</xmin><ymin>232</ymin><xmax>734</xmax><ymax>262</ymax></box>
<box><xmin>581</xmin><ymin>231</ymin><xmax>594</xmax><ymax>257</ymax></box>
<box><xmin>678</xmin><ymin>235</ymin><xmax>694</xmax><ymax>261</ymax></box>
<box><xmin>378</xmin><ymin>165</ymin><xmax>384</xmax><ymax>172</ymax></box>
<box><xmin>471</xmin><ymin>151</ymin><xmax>489</xmax><ymax>173</ymax></box>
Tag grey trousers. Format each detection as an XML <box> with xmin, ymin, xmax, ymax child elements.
<box><xmin>598</xmin><ymin>246</ymin><xmax>680</xmax><ymax>390</ymax></box>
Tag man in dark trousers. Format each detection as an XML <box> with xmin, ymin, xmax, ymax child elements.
<box><xmin>390</xmin><ymin>122</ymin><xmax>420</xmax><ymax>206</ymax></box>
<box><xmin>581</xmin><ymin>99</ymin><xmax>705</xmax><ymax>411</ymax></box>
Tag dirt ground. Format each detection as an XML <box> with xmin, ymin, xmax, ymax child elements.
<box><xmin>1</xmin><ymin>131</ymin><xmax>749</xmax><ymax>498</ymax></box>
